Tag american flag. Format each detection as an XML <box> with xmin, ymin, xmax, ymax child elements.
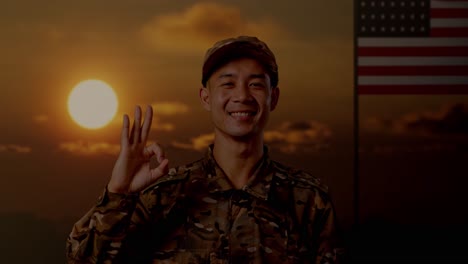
<box><xmin>356</xmin><ymin>0</ymin><xmax>468</xmax><ymax>94</ymax></box>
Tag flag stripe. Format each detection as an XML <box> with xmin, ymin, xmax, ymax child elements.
<box><xmin>358</xmin><ymin>38</ymin><xmax>468</xmax><ymax>47</ymax></box>
<box><xmin>431</xmin><ymin>9</ymin><xmax>468</xmax><ymax>18</ymax></box>
<box><xmin>358</xmin><ymin>47</ymin><xmax>468</xmax><ymax>56</ymax></box>
<box><xmin>431</xmin><ymin>1</ymin><xmax>468</xmax><ymax>9</ymax></box>
<box><xmin>359</xmin><ymin>76</ymin><xmax>468</xmax><ymax>85</ymax></box>
<box><xmin>358</xmin><ymin>85</ymin><xmax>468</xmax><ymax>94</ymax></box>
<box><xmin>358</xmin><ymin>57</ymin><xmax>468</xmax><ymax>66</ymax></box>
<box><xmin>431</xmin><ymin>27</ymin><xmax>468</xmax><ymax>37</ymax></box>
<box><xmin>431</xmin><ymin>19</ymin><xmax>468</xmax><ymax>27</ymax></box>
<box><xmin>358</xmin><ymin>66</ymin><xmax>468</xmax><ymax>76</ymax></box>
<box><xmin>357</xmin><ymin>0</ymin><xmax>468</xmax><ymax>94</ymax></box>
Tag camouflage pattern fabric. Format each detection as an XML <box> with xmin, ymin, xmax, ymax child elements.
<box><xmin>66</xmin><ymin>147</ymin><xmax>343</xmax><ymax>263</ymax></box>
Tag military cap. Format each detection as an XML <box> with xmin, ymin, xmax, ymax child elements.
<box><xmin>202</xmin><ymin>36</ymin><xmax>278</xmax><ymax>88</ymax></box>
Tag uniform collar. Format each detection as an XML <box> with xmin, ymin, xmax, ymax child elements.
<box><xmin>202</xmin><ymin>144</ymin><xmax>273</xmax><ymax>201</ymax></box>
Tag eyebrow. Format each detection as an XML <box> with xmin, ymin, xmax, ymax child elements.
<box><xmin>218</xmin><ymin>73</ymin><xmax>234</xmax><ymax>79</ymax></box>
<box><xmin>217</xmin><ymin>73</ymin><xmax>266</xmax><ymax>79</ymax></box>
<box><xmin>249</xmin><ymin>74</ymin><xmax>266</xmax><ymax>79</ymax></box>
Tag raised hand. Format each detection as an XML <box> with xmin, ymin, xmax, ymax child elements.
<box><xmin>108</xmin><ymin>105</ymin><xmax>169</xmax><ymax>194</ymax></box>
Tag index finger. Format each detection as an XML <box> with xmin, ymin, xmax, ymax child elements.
<box><xmin>120</xmin><ymin>114</ymin><xmax>130</xmax><ymax>147</ymax></box>
<box><xmin>140</xmin><ymin>105</ymin><xmax>153</xmax><ymax>143</ymax></box>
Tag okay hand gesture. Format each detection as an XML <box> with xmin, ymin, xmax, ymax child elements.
<box><xmin>108</xmin><ymin>105</ymin><xmax>169</xmax><ymax>194</ymax></box>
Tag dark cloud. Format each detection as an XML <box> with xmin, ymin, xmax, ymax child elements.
<box><xmin>364</xmin><ymin>103</ymin><xmax>468</xmax><ymax>138</ymax></box>
<box><xmin>404</xmin><ymin>103</ymin><xmax>468</xmax><ymax>136</ymax></box>
<box><xmin>284</xmin><ymin>121</ymin><xmax>314</xmax><ymax>131</ymax></box>
<box><xmin>364</xmin><ymin>143</ymin><xmax>463</xmax><ymax>155</ymax></box>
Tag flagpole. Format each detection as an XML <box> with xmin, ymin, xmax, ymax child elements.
<box><xmin>353</xmin><ymin>0</ymin><xmax>360</xmax><ymax>227</ymax></box>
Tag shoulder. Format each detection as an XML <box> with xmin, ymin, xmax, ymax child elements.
<box><xmin>141</xmin><ymin>158</ymin><xmax>205</xmax><ymax>195</ymax></box>
<box><xmin>271</xmin><ymin>160</ymin><xmax>328</xmax><ymax>192</ymax></box>
<box><xmin>137</xmin><ymin>158</ymin><xmax>206</xmax><ymax>211</ymax></box>
<box><xmin>270</xmin><ymin>160</ymin><xmax>331</xmax><ymax>203</ymax></box>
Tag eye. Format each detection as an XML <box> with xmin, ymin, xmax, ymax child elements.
<box><xmin>222</xmin><ymin>82</ymin><xmax>234</xmax><ymax>87</ymax></box>
<box><xmin>250</xmin><ymin>82</ymin><xmax>265</xmax><ymax>88</ymax></box>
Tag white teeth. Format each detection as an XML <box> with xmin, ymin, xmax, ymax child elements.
<box><xmin>231</xmin><ymin>112</ymin><xmax>254</xmax><ymax>117</ymax></box>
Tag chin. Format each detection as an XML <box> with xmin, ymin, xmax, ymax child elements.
<box><xmin>227</xmin><ymin>129</ymin><xmax>262</xmax><ymax>140</ymax></box>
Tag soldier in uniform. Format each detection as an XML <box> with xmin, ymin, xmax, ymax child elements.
<box><xmin>66</xmin><ymin>36</ymin><xmax>343</xmax><ymax>263</ymax></box>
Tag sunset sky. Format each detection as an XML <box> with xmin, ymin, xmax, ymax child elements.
<box><xmin>1</xmin><ymin>0</ymin><xmax>467</xmax><ymax>262</ymax></box>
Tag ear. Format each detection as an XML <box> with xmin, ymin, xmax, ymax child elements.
<box><xmin>270</xmin><ymin>86</ymin><xmax>280</xmax><ymax>111</ymax></box>
<box><xmin>199</xmin><ymin>87</ymin><xmax>211</xmax><ymax>111</ymax></box>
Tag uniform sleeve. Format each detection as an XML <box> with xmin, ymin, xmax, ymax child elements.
<box><xmin>311</xmin><ymin>192</ymin><xmax>345</xmax><ymax>264</ymax></box>
<box><xmin>65</xmin><ymin>187</ymin><xmax>151</xmax><ymax>264</ymax></box>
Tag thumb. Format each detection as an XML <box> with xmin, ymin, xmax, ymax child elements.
<box><xmin>149</xmin><ymin>158</ymin><xmax>169</xmax><ymax>182</ymax></box>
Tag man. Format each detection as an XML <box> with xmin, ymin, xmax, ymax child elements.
<box><xmin>66</xmin><ymin>36</ymin><xmax>343</xmax><ymax>263</ymax></box>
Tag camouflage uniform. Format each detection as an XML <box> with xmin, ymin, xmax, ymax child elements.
<box><xmin>66</xmin><ymin>146</ymin><xmax>343</xmax><ymax>263</ymax></box>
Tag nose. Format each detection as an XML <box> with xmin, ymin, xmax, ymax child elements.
<box><xmin>232</xmin><ymin>83</ymin><xmax>253</xmax><ymax>103</ymax></box>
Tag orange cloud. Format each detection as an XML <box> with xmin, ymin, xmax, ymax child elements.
<box><xmin>153</xmin><ymin>120</ymin><xmax>175</xmax><ymax>132</ymax></box>
<box><xmin>140</xmin><ymin>2</ymin><xmax>285</xmax><ymax>53</ymax></box>
<box><xmin>0</xmin><ymin>144</ymin><xmax>32</xmax><ymax>154</ymax></box>
<box><xmin>33</xmin><ymin>115</ymin><xmax>49</xmax><ymax>124</ymax></box>
<box><xmin>171</xmin><ymin>120</ymin><xmax>332</xmax><ymax>153</ymax></box>
<box><xmin>152</xmin><ymin>101</ymin><xmax>189</xmax><ymax>116</ymax></box>
<box><xmin>264</xmin><ymin>121</ymin><xmax>332</xmax><ymax>153</ymax></box>
<box><xmin>148</xmin><ymin>102</ymin><xmax>189</xmax><ymax>132</ymax></box>
<box><xmin>172</xmin><ymin>133</ymin><xmax>214</xmax><ymax>151</ymax></box>
<box><xmin>150</xmin><ymin>117</ymin><xmax>175</xmax><ymax>132</ymax></box>
<box><xmin>59</xmin><ymin>141</ymin><xmax>120</xmax><ymax>156</ymax></box>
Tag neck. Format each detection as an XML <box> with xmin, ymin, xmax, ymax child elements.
<box><xmin>212</xmin><ymin>132</ymin><xmax>264</xmax><ymax>189</ymax></box>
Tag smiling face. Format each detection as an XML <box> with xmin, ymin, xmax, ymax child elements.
<box><xmin>200</xmin><ymin>58</ymin><xmax>279</xmax><ymax>141</ymax></box>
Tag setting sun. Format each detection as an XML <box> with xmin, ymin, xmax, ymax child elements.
<box><xmin>68</xmin><ymin>80</ymin><xmax>118</xmax><ymax>129</ymax></box>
